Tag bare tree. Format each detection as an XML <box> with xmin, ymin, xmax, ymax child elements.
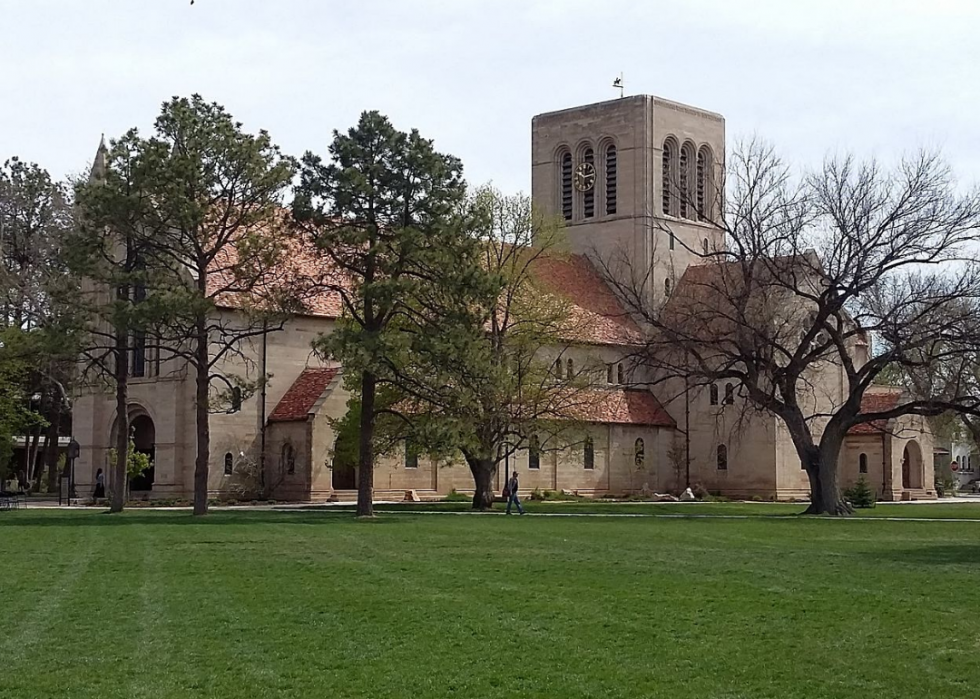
<box><xmin>597</xmin><ymin>140</ymin><xmax>980</xmax><ymax>515</ymax></box>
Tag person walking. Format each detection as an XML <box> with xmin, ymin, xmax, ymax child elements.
<box><xmin>506</xmin><ymin>471</ymin><xmax>524</xmax><ymax>515</ymax></box>
<box><xmin>93</xmin><ymin>468</ymin><xmax>106</xmax><ymax>499</ymax></box>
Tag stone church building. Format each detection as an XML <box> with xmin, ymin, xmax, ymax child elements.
<box><xmin>73</xmin><ymin>95</ymin><xmax>935</xmax><ymax>503</ymax></box>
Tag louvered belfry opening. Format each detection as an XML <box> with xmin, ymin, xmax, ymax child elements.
<box><xmin>605</xmin><ymin>144</ymin><xmax>617</xmax><ymax>215</ymax></box>
<box><xmin>583</xmin><ymin>147</ymin><xmax>595</xmax><ymax>219</ymax></box>
<box><xmin>560</xmin><ymin>151</ymin><xmax>573</xmax><ymax>221</ymax></box>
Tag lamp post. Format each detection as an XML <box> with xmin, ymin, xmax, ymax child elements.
<box><xmin>67</xmin><ymin>439</ymin><xmax>80</xmax><ymax>505</ymax></box>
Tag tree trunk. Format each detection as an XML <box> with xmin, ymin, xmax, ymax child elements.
<box><xmin>356</xmin><ymin>370</ymin><xmax>376</xmax><ymax>518</ymax></box>
<box><xmin>801</xmin><ymin>432</ymin><xmax>852</xmax><ymax>516</ymax></box>
<box><xmin>192</xmin><ymin>318</ymin><xmax>210</xmax><ymax>516</ymax></box>
<box><xmin>465</xmin><ymin>455</ymin><xmax>496</xmax><ymax>510</ymax></box>
<box><xmin>43</xmin><ymin>393</ymin><xmax>63</xmax><ymax>494</ymax></box>
<box><xmin>110</xmin><ymin>331</ymin><xmax>129</xmax><ymax>513</ymax></box>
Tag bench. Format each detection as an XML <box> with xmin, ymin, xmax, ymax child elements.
<box><xmin>0</xmin><ymin>492</ymin><xmax>24</xmax><ymax>511</ymax></box>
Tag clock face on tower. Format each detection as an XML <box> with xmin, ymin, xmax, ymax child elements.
<box><xmin>574</xmin><ymin>162</ymin><xmax>596</xmax><ymax>192</ymax></box>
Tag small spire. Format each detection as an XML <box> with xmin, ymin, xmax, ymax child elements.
<box><xmin>90</xmin><ymin>134</ymin><xmax>108</xmax><ymax>182</ymax></box>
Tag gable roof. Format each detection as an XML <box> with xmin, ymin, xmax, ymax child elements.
<box><xmin>209</xmin><ymin>219</ymin><xmax>638</xmax><ymax>345</ymax></box>
<box><xmin>575</xmin><ymin>388</ymin><xmax>676</xmax><ymax>427</ymax></box>
<box><xmin>849</xmin><ymin>389</ymin><xmax>903</xmax><ymax>435</ymax></box>
<box><xmin>530</xmin><ymin>253</ymin><xmax>642</xmax><ymax>346</ymax></box>
<box><xmin>268</xmin><ymin>367</ymin><xmax>340</xmax><ymax>422</ymax></box>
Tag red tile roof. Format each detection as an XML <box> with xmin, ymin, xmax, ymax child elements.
<box><xmin>848</xmin><ymin>389</ymin><xmax>902</xmax><ymax>435</ymax></box>
<box><xmin>268</xmin><ymin>368</ymin><xmax>340</xmax><ymax>422</ymax></box>
<box><xmin>575</xmin><ymin>388</ymin><xmax>676</xmax><ymax>427</ymax></box>
<box><xmin>531</xmin><ymin>253</ymin><xmax>642</xmax><ymax>346</ymax></box>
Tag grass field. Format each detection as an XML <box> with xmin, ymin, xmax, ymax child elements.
<box><xmin>2</xmin><ymin>506</ymin><xmax>980</xmax><ymax>698</ymax></box>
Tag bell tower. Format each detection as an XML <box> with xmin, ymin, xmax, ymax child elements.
<box><xmin>531</xmin><ymin>95</ymin><xmax>726</xmax><ymax>298</ymax></box>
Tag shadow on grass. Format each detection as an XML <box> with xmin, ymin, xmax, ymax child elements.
<box><xmin>868</xmin><ymin>544</ymin><xmax>980</xmax><ymax>567</ymax></box>
<box><xmin>0</xmin><ymin>509</ymin><xmax>406</xmax><ymax>528</ymax></box>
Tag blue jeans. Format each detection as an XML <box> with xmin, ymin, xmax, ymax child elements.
<box><xmin>506</xmin><ymin>491</ymin><xmax>524</xmax><ymax>514</ymax></box>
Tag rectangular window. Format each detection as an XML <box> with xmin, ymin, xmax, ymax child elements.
<box><xmin>405</xmin><ymin>441</ymin><xmax>418</xmax><ymax>469</ymax></box>
<box><xmin>584</xmin><ymin>438</ymin><xmax>595</xmax><ymax>470</ymax></box>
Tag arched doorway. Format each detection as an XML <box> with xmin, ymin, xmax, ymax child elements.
<box><xmin>902</xmin><ymin>441</ymin><xmax>923</xmax><ymax>490</ymax></box>
<box><xmin>129</xmin><ymin>414</ymin><xmax>156</xmax><ymax>492</ymax></box>
<box><xmin>331</xmin><ymin>433</ymin><xmax>357</xmax><ymax>490</ymax></box>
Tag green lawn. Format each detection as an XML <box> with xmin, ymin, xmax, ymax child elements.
<box><xmin>2</xmin><ymin>508</ymin><xmax>979</xmax><ymax>698</ymax></box>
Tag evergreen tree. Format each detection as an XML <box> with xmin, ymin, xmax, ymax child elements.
<box><xmin>293</xmin><ymin>111</ymin><xmax>468</xmax><ymax>517</ymax></box>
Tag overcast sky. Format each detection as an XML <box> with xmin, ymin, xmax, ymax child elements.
<box><xmin>1</xmin><ymin>0</ymin><xmax>977</xmax><ymax>192</ymax></box>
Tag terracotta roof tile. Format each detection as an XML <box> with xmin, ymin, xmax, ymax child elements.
<box><xmin>268</xmin><ymin>368</ymin><xmax>340</xmax><ymax>422</ymax></box>
<box><xmin>574</xmin><ymin>388</ymin><xmax>676</xmax><ymax>427</ymax></box>
<box><xmin>530</xmin><ymin>254</ymin><xmax>642</xmax><ymax>346</ymax></box>
<box><xmin>848</xmin><ymin>389</ymin><xmax>902</xmax><ymax>435</ymax></box>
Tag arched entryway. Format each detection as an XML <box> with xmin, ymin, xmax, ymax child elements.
<box><xmin>331</xmin><ymin>433</ymin><xmax>357</xmax><ymax>490</ymax></box>
<box><xmin>902</xmin><ymin>441</ymin><xmax>923</xmax><ymax>490</ymax></box>
<box><xmin>108</xmin><ymin>408</ymin><xmax>156</xmax><ymax>493</ymax></box>
<box><xmin>129</xmin><ymin>414</ymin><xmax>155</xmax><ymax>492</ymax></box>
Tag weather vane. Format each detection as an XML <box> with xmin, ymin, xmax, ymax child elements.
<box><xmin>612</xmin><ymin>73</ymin><xmax>624</xmax><ymax>99</ymax></box>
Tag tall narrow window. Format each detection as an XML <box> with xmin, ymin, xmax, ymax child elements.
<box><xmin>702</xmin><ymin>238</ymin><xmax>709</xmax><ymax>256</ymax></box>
<box><xmin>669</xmin><ymin>231</ymin><xmax>676</xmax><ymax>250</ymax></box>
<box><xmin>634</xmin><ymin>438</ymin><xmax>645</xmax><ymax>467</ymax></box>
<box><xmin>224</xmin><ymin>452</ymin><xmax>233</xmax><ymax>476</ymax></box>
<box><xmin>132</xmin><ymin>332</ymin><xmax>146</xmax><ymax>378</ymax></box>
<box><xmin>560</xmin><ymin>151</ymin><xmax>573</xmax><ymax>221</ymax></box>
<box><xmin>605</xmin><ymin>144</ymin><xmax>617</xmax><ymax>215</ymax></box>
<box><xmin>679</xmin><ymin>145</ymin><xmax>690</xmax><ymax>219</ymax></box>
<box><xmin>662</xmin><ymin>139</ymin><xmax>675</xmax><ymax>215</ymax></box>
<box><xmin>859</xmin><ymin>453</ymin><xmax>868</xmax><ymax>474</ymax></box>
<box><xmin>710</xmin><ymin>384</ymin><xmax>719</xmax><ymax>405</ymax></box>
<box><xmin>717</xmin><ymin>445</ymin><xmax>728</xmax><ymax>470</ymax></box>
<box><xmin>724</xmin><ymin>383</ymin><xmax>735</xmax><ymax>405</ymax></box>
<box><xmin>231</xmin><ymin>386</ymin><xmax>243</xmax><ymax>412</ymax></box>
<box><xmin>566</xmin><ymin>357</ymin><xmax>574</xmax><ymax>378</ymax></box>
<box><xmin>617</xmin><ymin>363</ymin><xmax>625</xmax><ymax>384</ymax></box>
<box><xmin>696</xmin><ymin>147</ymin><xmax>708</xmax><ymax>220</ymax></box>
<box><xmin>664</xmin><ymin>278</ymin><xmax>671</xmax><ymax>297</ymax></box>
<box><xmin>583</xmin><ymin>147</ymin><xmax>595</xmax><ymax>219</ymax></box>
<box><xmin>282</xmin><ymin>443</ymin><xmax>295</xmax><ymax>475</ymax></box>
<box><xmin>607</xmin><ymin>365</ymin><xmax>614</xmax><ymax>384</ymax></box>
<box><xmin>584</xmin><ymin>437</ymin><xmax>595</xmax><ymax>470</ymax></box>
<box><xmin>554</xmin><ymin>359</ymin><xmax>563</xmax><ymax>379</ymax></box>
<box><xmin>405</xmin><ymin>440</ymin><xmax>418</xmax><ymax>469</ymax></box>
<box><xmin>529</xmin><ymin>435</ymin><xmax>540</xmax><ymax>470</ymax></box>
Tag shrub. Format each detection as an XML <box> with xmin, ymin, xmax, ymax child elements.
<box><xmin>843</xmin><ymin>477</ymin><xmax>877</xmax><ymax>508</ymax></box>
<box><xmin>443</xmin><ymin>489</ymin><xmax>470</xmax><ymax>503</ymax></box>
<box><xmin>691</xmin><ymin>483</ymin><xmax>710</xmax><ymax>500</ymax></box>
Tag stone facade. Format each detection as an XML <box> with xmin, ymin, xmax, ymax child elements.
<box><xmin>72</xmin><ymin>94</ymin><xmax>935</xmax><ymax>503</ymax></box>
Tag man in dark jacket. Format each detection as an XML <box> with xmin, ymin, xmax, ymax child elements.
<box><xmin>506</xmin><ymin>471</ymin><xmax>524</xmax><ymax>515</ymax></box>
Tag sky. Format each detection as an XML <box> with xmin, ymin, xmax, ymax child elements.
<box><xmin>1</xmin><ymin>0</ymin><xmax>978</xmax><ymax>192</ymax></box>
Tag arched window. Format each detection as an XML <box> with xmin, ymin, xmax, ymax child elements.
<box><xmin>606</xmin><ymin>364</ymin><xmax>614</xmax><ymax>384</ymax></box>
<box><xmin>583</xmin><ymin>437</ymin><xmax>595</xmax><ymax>470</ymax></box>
<box><xmin>554</xmin><ymin>359</ymin><xmax>563</xmax><ymax>379</ymax></box>
<box><xmin>224</xmin><ymin>452</ymin><xmax>233</xmax><ymax>476</ymax></box>
<box><xmin>231</xmin><ymin>386</ymin><xmax>243</xmax><ymax>412</ymax></box>
<box><xmin>583</xmin><ymin>147</ymin><xmax>595</xmax><ymax>219</ymax></box>
<box><xmin>560</xmin><ymin>151</ymin><xmax>573</xmax><ymax>221</ymax></box>
<box><xmin>709</xmin><ymin>384</ymin><xmax>719</xmax><ymax>406</ymax></box>
<box><xmin>717</xmin><ymin>445</ymin><xmax>728</xmax><ymax>470</ymax></box>
<box><xmin>662</xmin><ymin>139</ymin><xmax>676</xmax><ymax>216</ymax></box>
<box><xmin>859</xmin><ymin>453</ymin><xmax>868</xmax><ymax>474</ymax></box>
<box><xmin>669</xmin><ymin>230</ymin><xmax>676</xmax><ymax>251</ymax></box>
<box><xmin>724</xmin><ymin>383</ymin><xmax>735</xmax><ymax>405</ymax></box>
<box><xmin>404</xmin><ymin>440</ymin><xmax>418</xmax><ymax>469</ymax></box>
<box><xmin>702</xmin><ymin>238</ymin><xmax>709</xmax><ymax>256</ymax></box>
<box><xmin>529</xmin><ymin>435</ymin><xmax>540</xmax><ymax>470</ymax></box>
<box><xmin>696</xmin><ymin>146</ymin><xmax>710</xmax><ymax>220</ymax></box>
<box><xmin>281</xmin><ymin>443</ymin><xmax>295</xmax><ymax>475</ymax></box>
<box><xmin>566</xmin><ymin>357</ymin><xmax>574</xmax><ymax>378</ymax></box>
<box><xmin>605</xmin><ymin>144</ymin><xmax>617</xmax><ymax>215</ymax></box>
<box><xmin>617</xmin><ymin>363</ymin><xmax>625</xmax><ymax>384</ymax></box>
<box><xmin>664</xmin><ymin>278</ymin><xmax>672</xmax><ymax>297</ymax></box>
<box><xmin>634</xmin><ymin>438</ymin><xmax>645</xmax><ymax>467</ymax></box>
<box><xmin>679</xmin><ymin>143</ymin><xmax>692</xmax><ymax>219</ymax></box>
